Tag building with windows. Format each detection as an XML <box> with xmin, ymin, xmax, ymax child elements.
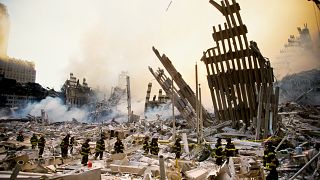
<box><xmin>0</xmin><ymin>58</ymin><xmax>36</xmax><ymax>83</ymax></box>
<box><xmin>61</xmin><ymin>73</ymin><xmax>93</xmax><ymax>108</ymax></box>
<box><xmin>0</xmin><ymin>3</ymin><xmax>36</xmax><ymax>83</ymax></box>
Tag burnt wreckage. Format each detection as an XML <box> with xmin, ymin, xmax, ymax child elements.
<box><xmin>149</xmin><ymin>0</ymin><xmax>279</xmax><ymax>139</ymax></box>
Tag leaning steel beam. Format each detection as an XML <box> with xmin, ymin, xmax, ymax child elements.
<box><xmin>149</xmin><ymin>66</ymin><xmax>196</xmax><ymax>127</ymax></box>
<box><xmin>152</xmin><ymin>47</ymin><xmax>214</xmax><ymax>127</ymax></box>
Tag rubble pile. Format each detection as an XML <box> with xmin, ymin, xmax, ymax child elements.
<box><xmin>0</xmin><ymin>103</ymin><xmax>318</xmax><ymax>180</ymax></box>
<box><xmin>0</xmin><ymin>0</ymin><xmax>319</xmax><ymax>179</ymax></box>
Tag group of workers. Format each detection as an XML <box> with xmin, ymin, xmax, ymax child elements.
<box><xmin>143</xmin><ymin>136</ymin><xmax>161</xmax><ymax>156</ymax></box>
<box><xmin>143</xmin><ymin>136</ymin><xmax>183</xmax><ymax>159</ymax></box>
<box><xmin>29</xmin><ymin>133</ymin><xmax>46</xmax><ymax>158</ymax></box>
<box><xmin>213</xmin><ymin>138</ymin><xmax>237</xmax><ymax>165</ymax></box>
<box><xmin>21</xmin><ymin>131</ymin><xmax>279</xmax><ymax>178</ymax></box>
<box><xmin>18</xmin><ymin>130</ymin><xmax>125</xmax><ymax>166</ymax></box>
<box><xmin>23</xmin><ymin>133</ymin><xmax>74</xmax><ymax>159</ymax></box>
<box><xmin>81</xmin><ymin>135</ymin><xmax>125</xmax><ymax>166</ymax></box>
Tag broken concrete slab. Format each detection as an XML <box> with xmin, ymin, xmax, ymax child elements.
<box><xmin>185</xmin><ymin>168</ymin><xmax>209</xmax><ymax>180</ymax></box>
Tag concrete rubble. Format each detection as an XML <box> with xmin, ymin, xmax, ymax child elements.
<box><xmin>0</xmin><ymin>0</ymin><xmax>319</xmax><ymax>180</ymax></box>
<box><xmin>0</xmin><ymin>102</ymin><xmax>318</xmax><ymax>179</ymax></box>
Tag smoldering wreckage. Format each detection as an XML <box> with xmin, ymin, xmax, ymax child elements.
<box><xmin>0</xmin><ymin>1</ymin><xmax>320</xmax><ymax>180</ymax></box>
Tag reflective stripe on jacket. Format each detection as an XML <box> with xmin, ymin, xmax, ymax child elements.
<box><xmin>81</xmin><ymin>143</ymin><xmax>90</xmax><ymax>155</ymax></box>
<box><xmin>30</xmin><ymin>136</ymin><xmax>38</xmax><ymax>145</ymax></box>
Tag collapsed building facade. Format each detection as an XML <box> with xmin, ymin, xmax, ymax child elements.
<box><xmin>0</xmin><ymin>1</ymin><xmax>319</xmax><ymax>180</ymax></box>
<box><xmin>88</xmin><ymin>72</ymin><xmax>139</xmax><ymax>122</ymax></box>
<box><xmin>61</xmin><ymin>73</ymin><xmax>93</xmax><ymax>108</ymax></box>
<box><xmin>148</xmin><ymin>0</ymin><xmax>279</xmax><ymax>139</ymax></box>
<box><xmin>201</xmin><ymin>0</ymin><xmax>279</xmax><ymax>139</ymax></box>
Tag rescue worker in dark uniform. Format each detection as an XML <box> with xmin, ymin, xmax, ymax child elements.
<box><xmin>60</xmin><ymin>134</ymin><xmax>70</xmax><ymax>158</ymax></box>
<box><xmin>38</xmin><ymin>135</ymin><xmax>46</xmax><ymax>158</ymax></box>
<box><xmin>69</xmin><ymin>136</ymin><xmax>75</xmax><ymax>154</ymax></box>
<box><xmin>114</xmin><ymin>137</ymin><xmax>124</xmax><ymax>153</ymax></box>
<box><xmin>225</xmin><ymin>138</ymin><xmax>236</xmax><ymax>163</ymax></box>
<box><xmin>215</xmin><ymin>138</ymin><xmax>224</xmax><ymax>165</ymax></box>
<box><xmin>95</xmin><ymin>135</ymin><xmax>105</xmax><ymax>160</ymax></box>
<box><xmin>81</xmin><ymin>139</ymin><xmax>91</xmax><ymax>165</ymax></box>
<box><xmin>263</xmin><ymin>141</ymin><xmax>276</xmax><ymax>167</ymax></box>
<box><xmin>150</xmin><ymin>137</ymin><xmax>159</xmax><ymax>156</ymax></box>
<box><xmin>266</xmin><ymin>153</ymin><xmax>279</xmax><ymax>180</ymax></box>
<box><xmin>16</xmin><ymin>132</ymin><xmax>24</xmax><ymax>142</ymax></box>
<box><xmin>173</xmin><ymin>137</ymin><xmax>182</xmax><ymax>159</ymax></box>
<box><xmin>30</xmin><ymin>133</ymin><xmax>38</xmax><ymax>149</ymax></box>
<box><xmin>143</xmin><ymin>136</ymin><xmax>150</xmax><ymax>155</ymax></box>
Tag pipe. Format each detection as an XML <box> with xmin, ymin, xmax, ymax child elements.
<box><xmin>159</xmin><ymin>155</ymin><xmax>166</xmax><ymax>180</ymax></box>
<box><xmin>275</xmin><ymin>135</ymin><xmax>287</xmax><ymax>152</ymax></box>
<box><xmin>195</xmin><ymin>63</ymin><xmax>199</xmax><ymax>144</ymax></box>
<box><xmin>289</xmin><ymin>151</ymin><xmax>320</xmax><ymax>180</ymax></box>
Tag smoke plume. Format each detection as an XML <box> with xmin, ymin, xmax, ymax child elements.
<box><xmin>15</xmin><ymin>97</ymin><xmax>89</xmax><ymax>122</ymax></box>
<box><xmin>273</xmin><ymin>27</ymin><xmax>320</xmax><ymax>80</ymax></box>
<box><xmin>0</xmin><ymin>3</ymin><xmax>9</xmax><ymax>58</ymax></box>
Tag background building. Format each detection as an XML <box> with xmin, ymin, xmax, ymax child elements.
<box><xmin>0</xmin><ymin>58</ymin><xmax>36</xmax><ymax>83</ymax></box>
<box><xmin>0</xmin><ymin>75</ymin><xmax>57</xmax><ymax>108</ymax></box>
<box><xmin>61</xmin><ymin>73</ymin><xmax>93</xmax><ymax>108</ymax></box>
<box><xmin>0</xmin><ymin>3</ymin><xmax>36</xmax><ymax>83</ymax></box>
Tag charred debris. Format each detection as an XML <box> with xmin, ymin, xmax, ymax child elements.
<box><xmin>0</xmin><ymin>0</ymin><xmax>319</xmax><ymax>180</ymax></box>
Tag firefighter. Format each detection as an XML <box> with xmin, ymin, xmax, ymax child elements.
<box><xmin>30</xmin><ymin>133</ymin><xmax>38</xmax><ymax>149</ymax></box>
<box><xmin>173</xmin><ymin>137</ymin><xmax>182</xmax><ymax>159</ymax></box>
<box><xmin>266</xmin><ymin>153</ymin><xmax>279</xmax><ymax>180</ymax></box>
<box><xmin>69</xmin><ymin>136</ymin><xmax>75</xmax><ymax>154</ymax></box>
<box><xmin>16</xmin><ymin>131</ymin><xmax>24</xmax><ymax>142</ymax></box>
<box><xmin>215</xmin><ymin>138</ymin><xmax>224</xmax><ymax>165</ymax></box>
<box><xmin>225</xmin><ymin>138</ymin><xmax>236</xmax><ymax>162</ymax></box>
<box><xmin>95</xmin><ymin>135</ymin><xmax>105</xmax><ymax>160</ymax></box>
<box><xmin>143</xmin><ymin>136</ymin><xmax>150</xmax><ymax>155</ymax></box>
<box><xmin>60</xmin><ymin>134</ymin><xmax>70</xmax><ymax>158</ymax></box>
<box><xmin>38</xmin><ymin>135</ymin><xmax>46</xmax><ymax>158</ymax></box>
<box><xmin>114</xmin><ymin>137</ymin><xmax>124</xmax><ymax>153</ymax></box>
<box><xmin>150</xmin><ymin>137</ymin><xmax>159</xmax><ymax>156</ymax></box>
<box><xmin>263</xmin><ymin>141</ymin><xmax>276</xmax><ymax>167</ymax></box>
<box><xmin>81</xmin><ymin>139</ymin><xmax>91</xmax><ymax>166</ymax></box>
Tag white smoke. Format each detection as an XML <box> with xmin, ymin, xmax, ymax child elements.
<box><xmin>144</xmin><ymin>103</ymin><xmax>179</xmax><ymax>121</ymax></box>
<box><xmin>15</xmin><ymin>97</ymin><xmax>90</xmax><ymax>122</ymax></box>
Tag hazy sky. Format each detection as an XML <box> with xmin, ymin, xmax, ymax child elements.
<box><xmin>1</xmin><ymin>0</ymin><xmax>319</xmax><ymax>110</ymax></box>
